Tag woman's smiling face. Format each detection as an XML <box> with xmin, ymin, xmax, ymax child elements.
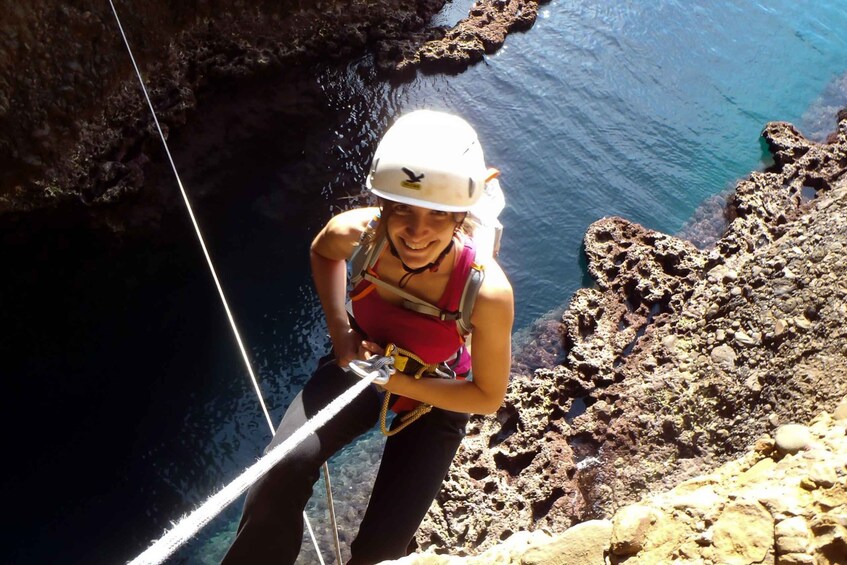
<box><xmin>384</xmin><ymin>202</ymin><xmax>462</xmax><ymax>269</ymax></box>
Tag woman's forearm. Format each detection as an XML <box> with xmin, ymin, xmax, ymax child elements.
<box><xmin>384</xmin><ymin>374</ymin><xmax>505</xmax><ymax>415</ymax></box>
<box><xmin>310</xmin><ymin>249</ymin><xmax>360</xmax><ymax>364</ymax></box>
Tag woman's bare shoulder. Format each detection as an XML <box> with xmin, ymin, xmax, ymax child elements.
<box><xmin>481</xmin><ymin>259</ymin><xmax>512</xmax><ymax>295</ymax></box>
<box><xmin>320</xmin><ymin>206</ymin><xmax>380</xmax><ymax>245</ymax></box>
<box><xmin>473</xmin><ymin>260</ymin><xmax>514</xmax><ymax>325</ymax></box>
<box><xmin>326</xmin><ymin>207</ymin><xmax>380</xmax><ymax>238</ymax></box>
<box><xmin>312</xmin><ymin>206</ymin><xmax>380</xmax><ymax>260</ymax></box>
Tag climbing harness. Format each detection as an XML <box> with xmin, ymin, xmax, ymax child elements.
<box><xmin>347</xmin><ymin>343</ymin><xmax>461</xmax><ymax>436</ymax></box>
<box><xmin>108</xmin><ymin>2</ymin><xmax>343</xmax><ymax>563</ymax></box>
<box><xmin>350</xmin><ymin>227</ymin><xmax>486</xmax><ymax>337</ymax></box>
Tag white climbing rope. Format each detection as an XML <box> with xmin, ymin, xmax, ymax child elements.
<box><xmin>127</xmin><ymin>373</ymin><xmax>379</xmax><ymax>565</ymax></box>
<box><xmin>304</xmin><ymin>513</ymin><xmax>327</xmax><ymax>565</ymax></box>
<box><xmin>105</xmin><ymin>0</ymin><xmax>275</xmax><ymax>435</ymax></box>
<box><xmin>107</xmin><ymin>1</ymin><xmax>344</xmax><ymax>563</ymax></box>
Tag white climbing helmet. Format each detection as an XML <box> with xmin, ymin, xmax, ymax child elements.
<box><xmin>366</xmin><ymin>109</ymin><xmax>487</xmax><ymax>212</ymax></box>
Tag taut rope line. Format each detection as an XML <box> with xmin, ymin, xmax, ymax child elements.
<box><xmin>127</xmin><ymin>373</ymin><xmax>379</xmax><ymax>565</ymax></box>
<box><xmin>105</xmin><ymin>0</ymin><xmax>275</xmax><ymax>436</ymax></box>
<box><xmin>107</xmin><ymin>2</ymin><xmax>343</xmax><ymax>563</ymax></box>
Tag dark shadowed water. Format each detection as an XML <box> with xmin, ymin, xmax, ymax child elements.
<box><xmin>2</xmin><ymin>1</ymin><xmax>847</xmax><ymax>563</ymax></box>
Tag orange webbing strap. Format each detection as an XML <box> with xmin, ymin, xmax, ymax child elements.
<box><xmin>378</xmin><ymin>344</ymin><xmax>438</xmax><ymax>436</ymax></box>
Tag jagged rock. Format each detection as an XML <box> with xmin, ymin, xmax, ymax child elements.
<box><xmin>2</xmin><ymin>0</ymin><xmax>538</xmax><ymax>219</ymax></box>
<box><xmin>414</xmin><ymin>110</ymin><xmax>847</xmax><ymax>556</ymax></box>
<box><xmin>558</xmin><ymin>218</ymin><xmax>707</xmax><ymax>384</ymax></box>
<box><xmin>775</xmin><ymin>516</ymin><xmax>812</xmax><ymax>556</ymax></box>
<box><xmin>521</xmin><ymin>520</ymin><xmax>611</xmax><ymax>565</ymax></box>
<box><xmin>397</xmin><ymin>409</ymin><xmax>847</xmax><ymax>565</ymax></box>
<box><xmin>584</xmin><ymin>217</ymin><xmax>706</xmax><ymax>310</ymax></box>
<box><xmin>710</xmin><ymin>344</ymin><xmax>737</xmax><ymax>370</ymax></box>
<box><xmin>609</xmin><ymin>504</ymin><xmax>656</xmax><ymax>556</ymax></box>
<box><xmin>410</xmin><ymin>0</ymin><xmax>550</xmax><ymax>73</ymax></box>
<box><xmin>836</xmin><ymin>400</ymin><xmax>847</xmax><ymax>421</ymax></box>
<box><xmin>710</xmin><ymin>501</ymin><xmax>773</xmax><ymax>564</ymax></box>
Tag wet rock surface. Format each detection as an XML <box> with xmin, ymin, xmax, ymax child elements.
<box><xmin>411</xmin><ymin>112</ymin><xmax>847</xmax><ymax>557</ymax></box>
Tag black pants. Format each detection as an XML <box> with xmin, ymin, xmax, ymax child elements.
<box><xmin>221</xmin><ymin>355</ymin><xmax>469</xmax><ymax>565</ymax></box>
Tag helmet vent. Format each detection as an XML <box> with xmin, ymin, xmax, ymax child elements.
<box><xmin>468</xmin><ymin>178</ymin><xmax>475</xmax><ymax>198</ymax></box>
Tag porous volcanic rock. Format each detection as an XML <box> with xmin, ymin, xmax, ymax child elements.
<box><xmin>407</xmin><ymin>0</ymin><xmax>548</xmax><ymax>74</ymax></box>
<box><xmin>413</xmin><ymin>111</ymin><xmax>847</xmax><ymax>556</ymax></box>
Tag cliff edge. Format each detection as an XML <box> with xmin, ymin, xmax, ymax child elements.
<box><xmin>395</xmin><ymin>405</ymin><xmax>847</xmax><ymax>564</ymax></box>
<box><xmin>409</xmin><ymin>112</ymin><xmax>847</xmax><ymax>560</ymax></box>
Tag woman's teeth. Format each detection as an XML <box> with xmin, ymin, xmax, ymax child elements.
<box><xmin>403</xmin><ymin>239</ymin><xmax>430</xmax><ymax>250</ymax></box>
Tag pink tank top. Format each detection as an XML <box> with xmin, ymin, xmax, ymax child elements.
<box><xmin>350</xmin><ymin>237</ymin><xmax>476</xmax><ymax>374</ymax></box>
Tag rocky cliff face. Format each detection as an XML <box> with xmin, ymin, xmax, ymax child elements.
<box><xmin>0</xmin><ymin>0</ymin><xmax>546</xmax><ymax>218</ymax></box>
<box><xmin>0</xmin><ymin>0</ymin><xmax>434</xmax><ymax>214</ymax></box>
<box><xmin>393</xmin><ymin>405</ymin><xmax>847</xmax><ymax>564</ymax></box>
<box><xmin>412</xmin><ymin>112</ymin><xmax>847</xmax><ymax>557</ymax></box>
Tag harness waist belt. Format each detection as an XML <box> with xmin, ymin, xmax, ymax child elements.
<box><xmin>384</xmin><ymin>343</ymin><xmax>457</xmax><ymax>380</ymax></box>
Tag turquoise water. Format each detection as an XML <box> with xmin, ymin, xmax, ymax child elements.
<box><xmin>2</xmin><ymin>1</ymin><xmax>847</xmax><ymax>563</ymax></box>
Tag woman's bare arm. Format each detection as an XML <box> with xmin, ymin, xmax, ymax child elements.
<box><xmin>310</xmin><ymin>207</ymin><xmax>379</xmax><ymax>366</ymax></box>
<box><xmin>379</xmin><ymin>261</ymin><xmax>514</xmax><ymax>414</ymax></box>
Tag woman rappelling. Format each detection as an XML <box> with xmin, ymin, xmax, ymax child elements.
<box><xmin>222</xmin><ymin>109</ymin><xmax>514</xmax><ymax>565</ymax></box>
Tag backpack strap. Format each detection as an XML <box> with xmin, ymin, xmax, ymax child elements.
<box><xmin>362</xmin><ymin>273</ymin><xmax>455</xmax><ymax>320</ymax></box>
<box><xmin>347</xmin><ymin>227</ymin><xmax>484</xmax><ymax>336</ymax></box>
<box><xmin>456</xmin><ymin>262</ymin><xmax>485</xmax><ymax>336</ymax></box>
<box><xmin>349</xmin><ymin>215</ymin><xmax>382</xmax><ymax>286</ymax></box>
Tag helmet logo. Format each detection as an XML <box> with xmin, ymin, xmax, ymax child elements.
<box><xmin>401</xmin><ymin>167</ymin><xmax>425</xmax><ymax>190</ymax></box>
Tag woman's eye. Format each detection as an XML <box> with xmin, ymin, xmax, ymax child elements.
<box><xmin>430</xmin><ymin>211</ymin><xmax>449</xmax><ymax>218</ymax></box>
<box><xmin>392</xmin><ymin>205</ymin><xmax>411</xmax><ymax>215</ymax></box>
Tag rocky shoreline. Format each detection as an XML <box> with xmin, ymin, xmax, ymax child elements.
<box><xmin>1</xmin><ymin>0</ymin><xmax>547</xmax><ymax>221</ymax></box>
<box><xmin>407</xmin><ymin>113</ymin><xmax>847</xmax><ymax>560</ymax></box>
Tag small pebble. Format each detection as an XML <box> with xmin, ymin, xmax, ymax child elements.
<box><xmin>710</xmin><ymin>345</ymin><xmax>736</xmax><ymax>370</ymax></box>
<box><xmin>734</xmin><ymin>330</ymin><xmax>757</xmax><ymax>346</ymax></box>
<box><xmin>794</xmin><ymin>316</ymin><xmax>812</xmax><ymax>330</ymax></box>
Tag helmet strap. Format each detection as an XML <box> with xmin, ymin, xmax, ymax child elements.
<box><xmin>387</xmin><ymin>236</ymin><xmax>455</xmax><ymax>288</ymax></box>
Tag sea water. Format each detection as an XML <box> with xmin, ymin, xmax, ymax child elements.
<box><xmin>2</xmin><ymin>1</ymin><xmax>847</xmax><ymax>563</ymax></box>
